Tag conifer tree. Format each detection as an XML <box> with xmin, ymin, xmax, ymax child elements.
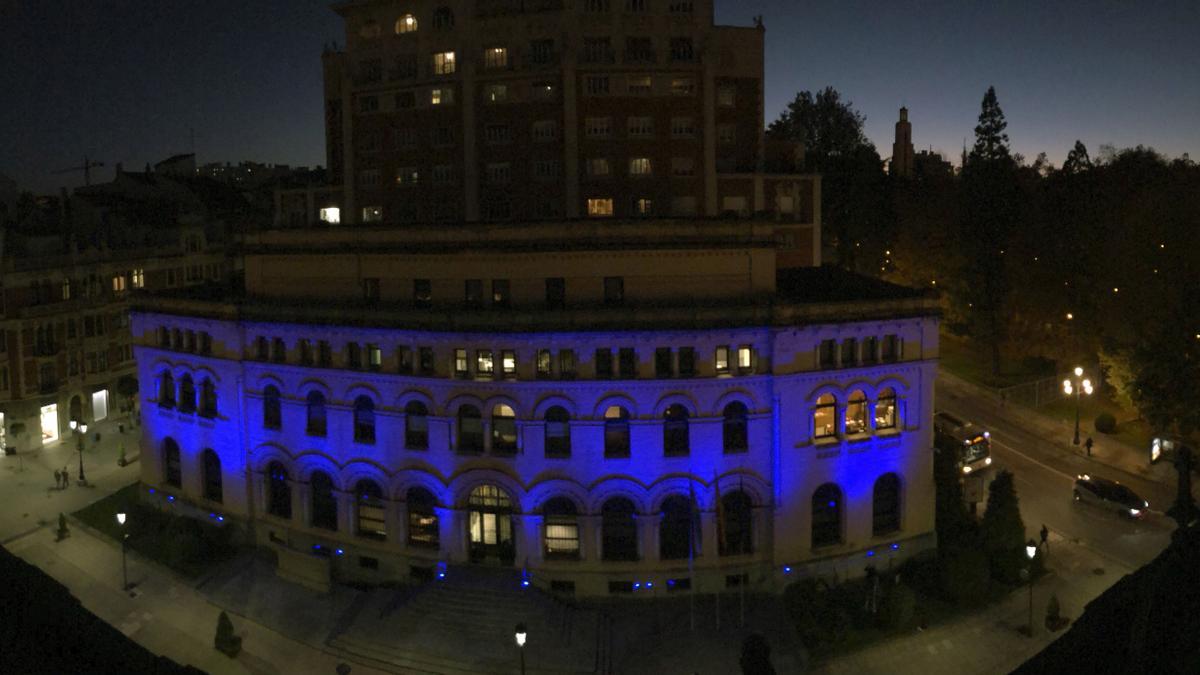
<box><xmin>980</xmin><ymin>471</ymin><xmax>1027</xmax><ymax>583</ymax></box>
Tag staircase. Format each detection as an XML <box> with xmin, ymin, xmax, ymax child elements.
<box><xmin>327</xmin><ymin>565</ymin><xmax>604</xmax><ymax>674</ymax></box>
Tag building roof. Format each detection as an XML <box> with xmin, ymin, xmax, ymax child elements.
<box><xmin>776</xmin><ymin>266</ymin><xmax>932</xmax><ymax>304</ymax></box>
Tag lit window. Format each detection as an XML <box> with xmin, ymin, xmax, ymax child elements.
<box><xmin>476</xmin><ymin>349</ymin><xmax>494</xmax><ymax>377</ymax></box>
<box><xmin>111</xmin><ymin>274</ymin><xmax>127</xmax><ymax>292</ymax></box>
<box><xmin>845</xmin><ymin>390</ymin><xmax>868</xmax><ymax>435</ymax></box>
<box><xmin>454</xmin><ymin>348</ymin><xmax>468</xmax><ymax>377</ymax></box>
<box><xmin>361</xmin><ymin>206</ymin><xmax>382</xmax><ymax>223</ymax></box>
<box><xmin>433</xmin><ymin>51</ymin><xmax>456</xmax><ymax>75</ymax></box>
<box><xmin>131</xmin><ymin>268</ymin><xmax>145</xmax><ymax>289</ymax></box>
<box><xmin>501</xmin><ymin>350</ymin><xmax>517</xmax><ymax>376</ymax></box>
<box><xmin>532</xmin><ymin>81</ymin><xmax>556</xmax><ymax>100</ymax></box>
<box><xmin>629</xmin><ymin>158</ymin><xmax>652</xmax><ymax>176</ymax></box>
<box><xmin>587</xmin><ymin>158</ymin><xmax>611</xmax><ymax>177</ymax></box>
<box><xmin>876</xmin><ymin>388</ymin><xmax>898</xmax><ymax>430</ymax></box>
<box><xmin>633</xmin><ymin>197</ymin><xmax>653</xmax><ymax>216</ymax></box>
<box><xmin>814</xmin><ymin>394</ymin><xmax>836</xmax><ymax>439</ymax></box>
<box><xmin>395</xmin><ymin>167</ymin><xmax>419</xmax><ymax>185</ymax></box>
<box><xmin>737</xmin><ymin>345</ymin><xmax>753</xmax><ymax>371</ymax></box>
<box><xmin>671</xmin><ymin>77</ymin><xmax>695</xmax><ymax>95</ymax></box>
<box><xmin>396</xmin><ymin>14</ymin><xmax>417</xmax><ymax>34</ymax></box>
<box><xmin>543</xmin><ymin>497</ymin><xmax>580</xmax><ymax>558</ymax></box>
<box><xmin>431</xmin><ymin>87</ymin><xmax>454</xmax><ymax>105</ymax></box>
<box><xmin>319</xmin><ymin>207</ymin><xmax>341</xmax><ymax>224</ymax></box>
<box><xmin>367</xmin><ymin>344</ymin><xmax>382</xmax><ymax>370</ymax></box>
<box><xmin>484</xmin><ymin>47</ymin><xmax>508</xmax><ymax>69</ymax></box>
<box><xmin>587</xmin><ymin>198</ymin><xmax>614</xmax><ymax>216</ymax></box>
<box><xmin>628</xmin><ymin>75</ymin><xmax>652</xmax><ymax>94</ymax></box>
<box><xmin>715</xmin><ymin>346</ymin><xmax>730</xmax><ymax>374</ymax></box>
<box><xmin>483</xmin><ymin>84</ymin><xmax>508</xmax><ymax>103</ymax></box>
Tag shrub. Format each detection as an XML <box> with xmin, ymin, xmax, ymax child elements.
<box><xmin>1094</xmin><ymin>413</ymin><xmax>1117</xmax><ymax>434</ymax></box>
<box><xmin>939</xmin><ymin>548</ymin><xmax>990</xmax><ymax>605</ymax></box>
<box><xmin>56</xmin><ymin>513</ymin><xmax>69</xmax><ymax>541</ymax></box>
<box><xmin>879</xmin><ymin>582</ymin><xmax>917</xmax><ymax>630</ymax></box>
<box><xmin>739</xmin><ymin>634</ymin><xmax>776</xmax><ymax>675</ymax></box>
<box><xmin>214</xmin><ymin>611</ymin><xmax>242</xmax><ymax>657</ymax></box>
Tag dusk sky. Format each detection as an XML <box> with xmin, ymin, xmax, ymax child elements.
<box><xmin>2</xmin><ymin>0</ymin><xmax>1197</xmax><ymax>193</ymax></box>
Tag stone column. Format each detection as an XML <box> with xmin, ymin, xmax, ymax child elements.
<box><xmin>516</xmin><ymin>513</ymin><xmax>543</xmax><ymax>567</ymax></box>
<box><xmin>700</xmin><ymin>511</ymin><xmax>719</xmax><ymax>560</ymax></box>
<box><xmin>386</xmin><ymin>499</ymin><xmax>405</xmax><ymax>548</ymax></box>
<box><xmin>293</xmin><ymin>481</ymin><xmax>309</xmax><ymax>528</ymax></box>
<box><xmin>636</xmin><ymin>513</ymin><xmax>658</xmax><ymax>562</ymax></box>
<box><xmin>580</xmin><ymin>514</ymin><xmax>601</xmax><ymax>562</ymax></box>
<box><xmin>437</xmin><ymin>506</ymin><xmax>461</xmax><ymax>562</ymax></box>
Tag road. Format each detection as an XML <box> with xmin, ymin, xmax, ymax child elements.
<box><xmin>937</xmin><ymin>377</ymin><xmax>1177</xmax><ymax>571</ymax></box>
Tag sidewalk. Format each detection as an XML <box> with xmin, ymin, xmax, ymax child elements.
<box><xmin>5</xmin><ymin>519</ymin><xmax>387</xmax><ymax>675</ymax></box>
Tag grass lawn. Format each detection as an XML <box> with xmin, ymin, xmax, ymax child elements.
<box><xmin>938</xmin><ymin>335</ymin><xmax>1054</xmax><ymax>389</ymax></box>
<box><xmin>1038</xmin><ymin>391</ymin><xmax>1152</xmax><ymax>451</ymax></box>
<box><xmin>74</xmin><ymin>483</ymin><xmax>241</xmax><ymax>579</ymax></box>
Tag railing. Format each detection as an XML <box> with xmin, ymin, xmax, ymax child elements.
<box><xmin>996</xmin><ymin>362</ymin><xmax>1102</xmax><ymax>408</ymax></box>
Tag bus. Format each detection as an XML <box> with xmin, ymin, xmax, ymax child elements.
<box><xmin>934</xmin><ymin>411</ymin><xmax>993</xmax><ymax>475</ymax></box>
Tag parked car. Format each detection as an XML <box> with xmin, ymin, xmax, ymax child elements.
<box><xmin>1073</xmin><ymin>474</ymin><xmax>1149</xmax><ymax>518</ymax></box>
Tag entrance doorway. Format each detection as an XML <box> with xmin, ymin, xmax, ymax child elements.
<box><xmin>468</xmin><ymin>484</ymin><xmax>514</xmax><ymax>564</ymax></box>
<box><xmin>40</xmin><ymin>404</ymin><xmax>59</xmax><ymax>444</ymax></box>
<box><xmin>92</xmin><ymin>389</ymin><xmax>109</xmax><ymax>421</ymax></box>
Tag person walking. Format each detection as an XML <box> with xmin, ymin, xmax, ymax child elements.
<box><xmin>54</xmin><ymin>469</ymin><xmax>61</xmax><ymax>489</ymax></box>
<box><xmin>62</xmin><ymin>466</ymin><xmax>70</xmax><ymax>489</ymax></box>
<box><xmin>1085</xmin><ymin>436</ymin><xmax>1094</xmax><ymax>457</ymax></box>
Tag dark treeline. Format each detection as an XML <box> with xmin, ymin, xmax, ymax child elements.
<box><xmin>770</xmin><ymin>87</ymin><xmax>1200</xmax><ymax>436</ymax></box>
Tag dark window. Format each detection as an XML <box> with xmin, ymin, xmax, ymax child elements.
<box><xmin>723</xmin><ymin>401</ymin><xmax>749</xmax><ymax>453</ymax></box>
<box><xmin>263</xmin><ymin>385</ymin><xmax>282</xmax><ymax>429</ymax></box>
<box><xmin>545</xmin><ymin>277</ymin><xmax>565</xmax><ymax>309</ymax></box>
<box><xmin>178</xmin><ymin>375</ymin><xmax>196</xmax><ymax>414</ymax></box>
<box><xmin>659</xmin><ymin>495</ymin><xmax>694</xmax><ymax>560</ymax></box>
<box><xmin>595</xmin><ymin>349</ymin><xmax>614</xmax><ymax>378</ymax></box>
<box><xmin>347</xmin><ymin>342</ymin><xmax>362</xmax><ymax>370</ymax></box>
<box><xmin>669</xmin><ymin>37</ymin><xmax>694</xmax><ymax>61</ymax></box>
<box><xmin>158</xmin><ymin>372</ymin><xmax>175</xmax><ymax>408</ymax></box>
<box><xmin>414</xmin><ymin>279</ymin><xmax>432</xmax><ymax>308</ymax></box>
<box><xmin>255</xmin><ymin>336</ymin><xmax>269</xmax><ymax>360</ymax></box>
<box><xmin>601</xmin><ymin>497</ymin><xmax>638</xmax><ymax>561</ymax></box>
<box><xmin>618</xmin><ymin>348</ymin><xmax>637</xmax><ymax>378</ymax></box>
<box><xmin>655</xmin><ymin>348</ymin><xmax>673</xmax><ymax>378</ymax></box>
<box><xmin>543</xmin><ymin>497</ymin><xmax>580</xmax><ymax>559</ymax></box>
<box><xmin>492</xmin><ymin>279</ymin><xmax>511</xmax><ymax>307</ymax></box>
<box><xmin>841</xmin><ymin>338</ymin><xmax>858</xmax><ymax>367</ymax></box>
<box><xmin>272</xmin><ymin>338</ymin><xmax>286</xmax><ymax>363</ymax></box>
<box><xmin>863</xmin><ymin>336</ymin><xmax>878</xmax><ymax>364</ymax></box>
<box><xmin>354</xmin><ymin>396</ymin><xmax>375</xmax><ymax>443</ymax></box>
<box><xmin>310</xmin><ymin>471</ymin><xmax>338</xmax><ymax>531</ymax></box>
<box><xmin>491</xmin><ymin>404</ymin><xmax>518</xmax><ymax>454</ymax></box>
<box><xmin>819</xmin><ymin>339</ymin><xmax>836</xmax><ymax>368</ymax></box>
<box><xmin>458</xmin><ymin>405</ymin><xmax>483</xmax><ymax>453</ymax></box>
<box><xmin>663</xmin><ymin>404</ymin><xmax>689</xmax><ymax>456</ymax></box>
<box><xmin>812</xmin><ymin>483</ymin><xmax>843</xmax><ymax>548</ymax></box>
<box><xmin>544</xmin><ymin>406</ymin><xmax>571</xmax><ymax>458</ymax></box>
<box><xmin>558</xmin><ymin>349</ymin><xmax>576</xmax><ymax>380</ymax></box>
<box><xmin>465</xmin><ymin>279</ymin><xmax>483</xmax><ymax>307</ymax></box>
<box><xmin>719</xmin><ymin>491</ymin><xmax>753</xmax><ymax>556</ymax></box>
<box><xmin>306</xmin><ymin>391</ymin><xmax>327</xmax><ymax>436</ymax></box>
<box><xmin>603</xmin><ymin>276</ymin><xmax>624</xmax><ymax>305</ymax></box>
<box><xmin>418</xmin><ymin>347</ymin><xmax>436</xmax><ymax>374</ymax></box>
<box><xmin>299</xmin><ymin>339</ymin><xmax>313</xmax><ymax>365</ymax></box>
<box><xmin>536</xmin><ymin>349</ymin><xmax>552</xmax><ymax>378</ymax></box>
<box><xmin>407</xmin><ymin>487</ymin><xmax>439</xmax><ymax>547</ymax></box>
<box><xmin>199</xmin><ymin>379</ymin><xmax>217</xmax><ymax>418</ymax></box>
<box><xmin>873</xmin><ymin>473</ymin><xmax>901</xmax><ymax>536</ymax></box>
<box><xmin>882</xmin><ymin>334</ymin><xmax>900</xmax><ymax>362</ymax></box>
<box><xmin>202</xmin><ymin>449</ymin><xmax>223</xmax><ymax>503</ymax></box>
<box><xmin>530</xmin><ymin>39</ymin><xmax>555</xmax><ymax>64</ymax></box>
<box><xmin>200</xmin><ymin>332</ymin><xmax>212</xmax><ymax>355</ymax></box>
<box><xmin>267</xmin><ymin>462</ymin><xmax>291</xmax><ymax>519</ymax></box>
<box><xmin>356</xmin><ymin>479</ymin><xmax>387</xmax><ymax>540</ymax></box>
<box><xmin>398</xmin><ymin>346</ymin><xmax>414</xmax><ymax>374</ymax></box>
<box><xmin>678</xmin><ymin>347</ymin><xmax>696</xmax><ymax>377</ymax></box>
<box><xmin>359</xmin><ymin>556</ymin><xmax>379</xmax><ymax>570</ymax></box>
<box><xmin>404</xmin><ymin>401</ymin><xmax>429</xmax><ymax>449</ymax></box>
<box><xmin>432</xmin><ymin>6</ymin><xmax>454</xmax><ymax>30</ymax></box>
<box><xmin>163</xmin><ymin>438</ymin><xmax>182</xmax><ymax>488</ymax></box>
<box><xmin>363</xmin><ymin>277</ymin><xmax>380</xmax><ymax>302</ymax></box>
<box><xmin>604</xmin><ymin>406</ymin><xmax>630</xmax><ymax>458</ymax></box>
<box><xmin>318</xmin><ymin>341</ymin><xmax>332</xmax><ymax>367</ymax></box>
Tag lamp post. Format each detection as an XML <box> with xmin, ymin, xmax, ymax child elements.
<box><xmin>116</xmin><ymin>512</ymin><xmax>129</xmax><ymax>591</ymax></box>
<box><xmin>70</xmin><ymin>420</ymin><xmax>89</xmax><ymax>485</ymax></box>
<box><xmin>1024</xmin><ymin>539</ymin><xmax>1038</xmax><ymax>637</ymax></box>
<box><xmin>514</xmin><ymin>623</ymin><xmax>527</xmax><ymax>675</ymax></box>
<box><xmin>1062</xmin><ymin>367</ymin><xmax>1093</xmax><ymax>445</ymax></box>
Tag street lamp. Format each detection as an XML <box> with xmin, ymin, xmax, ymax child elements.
<box><xmin>1024</xmin><ymin>538</ymin><xmax>1038</xmax><ymax>637</ymax></box>
<box><xmin>514</xmin><ymin>623</ymin><xmax>527</xmax><ymax>675</ymax></box>
<box><xmin>70</xmin><ymin>420</ymin><xmax>89</xmax><ymax>485</ymax></box>
<box><xmin>1062</xmin><ymin>367</ymin><xmax>1093</xmax><ymax>445</ymax></box>
<box><xmin>116</xmin><ymin>512</ymin><xmax>130</xmax><ymax>591</ymax></box>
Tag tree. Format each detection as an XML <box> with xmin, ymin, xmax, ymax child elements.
<box><xmin>1061</xmin><ymin>140</ymin><xmax>1092</xmax><ymax>174</ymax></box>
<box><xmin>933</xmin><ymin>442</ymin><xmax>976</xmax><ymax>550</ymax></box>
<box><xmin>1098</xmin><ymin>347</ymin><xmax>1138</xmax><ymax>415</ymax></box>
<box><xmin>214</xmin><ymin>610</ymin><xmax>242</xmax><ymax>657</ymax></box>
<box><xmin>979</xmin><ymin>471</ymin><xmax>1027</xmax><ymax>584</ymax></box>
<box><xmin>970</xmin><ymin>87</ymin><xmax>1011</xmax><ymax>163</ymax></box>
<box><xmin>56</xmin><ymin>513</ymin><xmax>69</xmax><ymax>541</ymax></box>
<box><xmin>767</xmin><ymin>87</ymin><xmax>870</xmax><ymax>164</ymax></box>
<box><xmin>739</xmin><ymin>634</ymin><xmax>777</xmax><ymax>675</ymax></box>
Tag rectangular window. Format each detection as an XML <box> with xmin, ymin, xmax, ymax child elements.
<box><xmin>483</xmin><ymin>84</ymin><xmax>508</xmax><ymax>103</ymax></box>
<box><xmin>431</xmin><ymin>165</ymin><xmax>454</xmax><ymax>184</ymax></box>
<box><xmin>419</xmin><ymin>347</ymin><xmax>436</xmax><ymax>374</ymax></box>
<box><xmin>398</xmin><ymin>346</ymin><xmax>414</xmax><ymax>374</ymax></box>
<box><xmin>492</xmin><ymin>279</ymin><xmax>511</xmax><ymax>307</ymax></box>
<box><xmin>595</xmin><ymin>349</ymin><xmax>614</xmax><ymax>378</ymax></box>
<box><xmin>362</xmin><ymin>277</ymin><xmax>380</xmax><ymax>302</ymax></box>
<box><xmin>501</xmin><ymin>350</ymin><xmax>517</xmax><ymax>377</ymax></box>
<box><xmin>678</xmin><ymin>347</ymin><xmax>696</xmax><ymax>377</ymax></box>
<box><xmin>671</xmin><ymin>157</ymin><xmax>696</xmax><ymax>176</ymax></box>
<box><xmin>431</xmin><ymin>87</ymin><xmax>455</xmax><ymax>105</ymax></box>
<box><xmin>627</xmin><ymin>75</ymin><xmax>652</xmax><ymax>94</ymax></box>
<box><xmin>476</xmin><ymin>350</ymin><xmax>494</xmax><ymax>377</ymax></box>
<box><xmin>629</xmin><ymin>157</ymin><xmax>652</xmax><ymax>176</ymax></box>
<box><xmin>558</xmin><ymin>349</ymin><xmax>577</xmax><ymax>380</ymax></box>
<box><xmin>717</xmin><ymin>123</ymin><xmax>736</xmax><ymax>144</ymax></box>
<box><xmin>670</xmin><ymin>77</ymin><xmax>695</xmax><ymax>95</ymax></box>
<box><xmin>454</xmin><ymin>348</ymin><xmax>469</xmax><ymax>378</ymax></box>
<box><xmin>112</xmin><ymin>274</ymin><xmax>127</xmax><ymax>293</ymax></box>
<box><xmin>655</xmin><ymin>348</ymin><xmax>673</xmax><ymax>378</ymax></box>
<box><xmin>627</xmin><ymin>116</ymin><xmax>653</xmax><ymax>137</ymax></box>
<box><xmin>299</xmin><ymin>339</ymin><xmax>313</xmax><ymax>365</ymax></box>
<box><xmin>530</xmin><ymin>39</ymin><xmax>555</xmax><ymax>65</ymax></box>
<box><xmin>414</xmin><ymin>279</ymin><xmax>432</xmax><ymax>307</ymax></box>
<box><xmin>361</xmin><ymin>206</ymin><xmax>383</xmax><ymax>222</ymax></box>
<box><xmin>841</xmin><ymin>338</ymin><xmax>858</xmax><ymax>367</ymax></box>
<box><xmin>484</xmin><ymin>46</ymin><xmax>508</xmax><ymax>69</ymax></box>
<box><xmin>625</xmin><ymin>37</ymin><xmax>654</xmax><ymax>63</ymax></box>
<box><xmin>584</xmin><ymin>117</ymin><xmax>612</xmax><ymax>138</ymax></box>
<box><xmin>586</xmin><ymin>0</ymin><xmax>610</xmax><ymax>10</ymax></box>
<box><xmin>485</xmin><ymin>162</ymin><xmax>512</xmax><ymax>184</ymax></box>
<box><xmin>272</xmin><ymin>337</ymin><xmax>286</xmax><ymax>362</ymax></box>
<box><xmin>347</xmin><ymin>342</ymin><xmax>362</xmax><ymax>369</ymax></box>
<box><xmin>358</xmin><ymin>169</ymin><xmax>381</xmax><ymax>187</ymax></box>
<box><xmin>619</xmin><ymin>348</ymin><xmax>637</xmax><ymax>378</ymax></box>
<box><xmin>586</xmin><ymin>158</ymin><xmax>611</xmax><ymax>177</ymax></box>
<box><xmin>359</xmin><ymin>95</ymin><xmax>380</xmax><ymax>113</ymax></box>
<box><xmin>533</xmin><ymin>160</ymin><xmax>562</xmax><ymax>179</ymax></box>
<box><xmin>432</xmin><ymin>51</ymin><xmax>456</xmax><ymax>74</ymax></box>
<box><xmin>582</xmin><ymin>37</ymin><xmax>614</xmax><ymax>64</ymax></box>
<box><xmin>132</xmin><ymin>268</ymin><xmax>145</xmax><ymax>289</ymax></box>
<box><xmin>819</xmin><ymin>339</ymin><xmax>837</xmax><ymax>368</ymax></box>
<box><xmin>715</xmin><ymin>346</ymin><xmax>730</xmax><ymax>374</ymax></box>
<box><xmin>484</xmin><ymin>124</ymin><xmax>512</xmax><ymax>144</ymax></box>
<box><xmin>532</xmin><ymin>81</ymin><xmax>556</xmax><ymax>100</ymax></box>
<box><xmin>395</xmin><ymin>166</ymin><xmax>419</xmax><ymax>185</ymax></box>
<box><xmin>626</xmin><ymin>0</ymin><xmax>647</xmax><ymax>11</ymax></box>
<box><xmin>537</xmin><ymin>349</ymin><xmax>553</xmax><ymax>378</ymax></box>
<box><xmin>585</xmin><ymin>76</ymin><xmax>610</xmax><ymax>95</ymax></box>
<box><xmin>432</xmin><ymin>126</ymin><xmax>455</xmax><ymax>146</ymax></box>
<box><xmin>199</xmin><ymin>332</ymin><xmax>212</xmax><ymax>355</ymax></box>
<box><xmin>532</xmin><ymin>120</ymin><xmax>558</xmax><ymax>141</ymax></box>
<box><xmin>738</xmin><ymin>345</ymin><xmax>754</xmax><ymax>372</ymax></box>
<box><xmin>465</xmin><ymin>279</ymin><xmax>483</xmax><ymax>307</ymax></box>
<box><xmin>669</xmin><ymin>0</ymin><xmax>694</xmax><ymax>11</ymax></box>
<box><xmin>669</xmin><ymin>38</ymin><xmax>694</xmax><ymax>62</ymax></box>
<box><xmin>633</xmin><ymin>197</ymin><xmax>654</xmax><ymax>216</ymax></box>
<box><xmin>318</xmin><ymin>340</ymin><xmax>332</xmax><ymax>367</ymax></box>
<box><xmin>604</xmin><ymin>276</ymin><xmax>624</xmax><ymax>305</ymax></box>
<box><xmin>587</xmin><ymin>197</ymin><xmax>614</xmax><ymax>216</ymax></box>
<box><xmin>671</xmin><ymin>117</ymin><xmax>696</xmax><ymax>137</ymax></box>
<box><xmin>863</xmin><ymin>336</ymin><xmax>879</xmax><ymax>364</ymax></box>
<box><xmin>545</xmin><ymin>277</ymin><xmax>566</xmax><ymax>309</ymax></box>
<box><xmin>393</xmin><ymin>54</ymin><xmax>418</xmax><ymax>80</ymax></box>
<box><xmin>717</xmin><ymin>83</ymin><xmax>736</xmax><ymax>107</ymax></box>
<box><xmin>368</xmin><ymin>344</ymin><xmax>382</xmax><ymax>370</ymax></box>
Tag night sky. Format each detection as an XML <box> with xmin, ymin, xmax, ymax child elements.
<box><xmin>2</xmin><ymin>0</ymin><xmax>1197</xmax><ymax>193</ymax></box>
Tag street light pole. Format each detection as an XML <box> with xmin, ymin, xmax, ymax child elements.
<box><xmin>71</xmin><ymin>420</ymin><xmax>88</xmax><ymax>485</ymax></box>
<box><xmin>514</xmin><ymin>623</ymin><xmax>527</xmax><ymax>675</ymax></box>
<box><xmin>1024</xmin><ymin>539</ymin><xmax>1037</xmax><ymax>637</ymax></box>
<box><xmin>117</xmin><ymin>512</ymin><xmax>129</xmax><ymax>591</ymax></box>
<box><xmin>1062</xmin><ymin>368</ymin><xmax>1093</xmax><ymax>446</ymax></box>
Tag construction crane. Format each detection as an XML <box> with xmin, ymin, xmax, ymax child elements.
<box><xmin>52</xmin><ymin>156</ymin><xmax>106</xmax><ymax>186</ymax></box>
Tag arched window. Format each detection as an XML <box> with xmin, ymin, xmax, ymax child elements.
<box><xmin>659</xmin><ymin>495</ymin><xmax>694</xmax><ymax>560</ymax></box>
<box><xmin>873</xmin><ymin>473</ymin><xmax>902</xmax><ymax>536</ymax></box>
<box><xmin>601</xmin><ymin>497</ymin><xmax>638</xmax><ymax>561</ymax></box>
<box><xmin>543</xmin><ymin>497</ymin><xmax>580</xmax><ymax>559</ymax></box>
<box><xmin>395</xmin><ymin>13</ymin><xmax>417</xmax><ymax>34</ymax></box>
<box><xmin>202</xmin><ymin>448</ymin><xmax>222</xmax><ymax>503</ymax></box>
<box><xmin>722</xmin><ymin>401</ymin><xmax>749</xmax><ymax>453</ymax></box>
<box><xmin>663</xmin><ymin>404</ymin><xmax>689</xmax><ymax>456</ymax></box>
<box><xmin>263</xmin><ymin>385</ymin><xmax>282</xmax><ymax>430</ymax></box>
<box><xmin>178</xmin><ymin>374</ymin><xmax>196</xmax><ymax>413</ymax></box>
<box><xmin>491</xmin><ymin>404</ymin><xmax>518</xmax><ymax>454</ymax></box>
<box><xmin>355</xmin><ymin>479</ymin><xmax>386</xmax><ymax>540</ymax></box>
<box><xmin>458</xmin><ymin>405</ymin><xmax>483</xmax><ymax>453</ymax></box>
<box><xmin>163</xmin><ymin>438</ymin><xmax>182</xmax><ymax>488</ymax></box>
<box><xmin>544</xmin><ymin>406</ymin><xmax>570</xmax><ymax>458</ymax></box>
<box><xmin>811</xmin><ymin>483</ymin><xmax>842</xmax><ymax>548</ymax></box>
<box><xmin>719</xmin><ymin>490</ymin><xmax>753</xmax><ymax>556</ymax></box>
<box><xmin>199</xmin><ymin>378</ymin><xmax>218</xmax><ymax>418</ymax></box>
<box><xmin>158</xmin><ymin>372</ymin><xmax>175</xmax><ymax>408</ymax></box>
<box><xmin>310</xmin><ymin>471</ymin><xmax>338</xmax><ymax>531</ymax></box>
<box><xmin>875</xmin><ymin>387</ymin><xmax>897</xmax><ymax>430</ymax></box>
<box><xmin>603</xmin><ymin>406</ymin><xmax>630</xmax><ymax>458</ymax></box>
<box><xmin>845</xmin><ymin>390</ymin><xmax>868</xmax><ymax>435</ymax></box>
<box><xmin>432</xmin><ymin>7</ymin><xmax>454</xmax><ymax>30</ymax></box>
<box><xmin>306</xmin><ymin>391</ymin><xmax>327</xmax><ymax>436</ymax></box>
<box><xmin>404</xmin><ymin>401</ymin><xmax>429</xmax><ymax>449</ymax></box>
<box><xmin>813</xmin><ymin>394</ymin><xmax>837</xmax><ymax>439</ymax></box>
<box><xmin>267</xmin><ymin>462</ymin><xmax>292</xmax><ymax>519</ymax></box>
<box><xmin>407</xmin><ymin>487</ymin><xmax>439</xmax><ymax>547</ymax></box>
<box><xmin>353</xmin><ymin>396</ymin><xmax>375</xmax><ymax>443</ymax></box>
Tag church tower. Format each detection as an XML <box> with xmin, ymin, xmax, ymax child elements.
<box><xmin>891</xmin><ymin>107</ymin><xmax>915</xmax><ymax>178</ymax></box>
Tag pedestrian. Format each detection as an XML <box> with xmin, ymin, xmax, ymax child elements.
<box><xmin>54</xmin><ymin>469</ymin><xmax>61</xmax><ymax>489</ymax></box>
<box><xmin>1085</xmin><ymin>436</ymin><xmax>1094</xmax><ymax>457</ymax></box>
<box><xmin>62</xmin><ymin>466</ymin><xmax>70</xmax><ymax>489</ymax></box>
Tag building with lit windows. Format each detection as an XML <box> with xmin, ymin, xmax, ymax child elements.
<box><xmin>132</xmin><ymin>222</ymin><xmax>939</xmax><ymax>597</ymax></box>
